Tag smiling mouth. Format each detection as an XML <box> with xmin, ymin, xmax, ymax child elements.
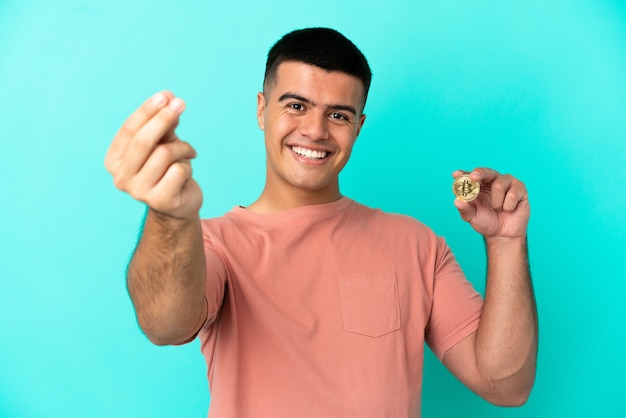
<box><xmin>291</xmin><ymin>146</ymin><xmax>329</xmax><ymax>160</ymax></box>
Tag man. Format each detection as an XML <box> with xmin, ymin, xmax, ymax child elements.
<box><xmin>105</xmin><ymin>28</ymin><xmax>537</xmax><ymax>416</ymax></box>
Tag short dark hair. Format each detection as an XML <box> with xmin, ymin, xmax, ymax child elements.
<box><xmin>264</xmin><ymin>28</ymin><xmax>372</xmax><ymax>106</ymax></box>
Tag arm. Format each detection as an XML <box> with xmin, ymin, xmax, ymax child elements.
<box><xmin>443</xmin><ymin>168</ymin><xmax>538</xmax><ymax>406</ymax></box>
<box><xmin>105</xmin><ymin>91</ymin><xmax>207</xmax><ymax>345</ymax></box>
<box><xmin>127</xmin><ymin>210</ymin><xmax>207</xmax><ymax>346</ymax></box>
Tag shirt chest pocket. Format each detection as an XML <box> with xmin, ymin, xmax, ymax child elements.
<box><xmin>338</xmin><ymin>272</ymin><xmax>401</xmax><ymax>338</ymax></box>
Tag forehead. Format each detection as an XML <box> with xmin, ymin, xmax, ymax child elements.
<box><xmin>270</xmin><ymin>61</ymin><xmax>365</xmax><ymax>108</ymax></box>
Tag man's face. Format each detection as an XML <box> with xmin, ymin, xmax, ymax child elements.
<box><xmin>257</xmin><ymin>61</ymin><xmax>366</xmax><ymax>201</ymax></box>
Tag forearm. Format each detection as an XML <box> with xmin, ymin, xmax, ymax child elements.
<box><xmin>475</xmin><ymin>236</ymin><xmax>538</xmax><ymax>402</ymax></box>
<box><xmin>127</xmin><ymin>208</ymin><xmax>207</xmax><ymax>345</ymax></box>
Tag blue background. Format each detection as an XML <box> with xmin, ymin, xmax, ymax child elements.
<box><xmin>1</xmin><ymin>0</ymin><xmax>625</xmax><ymax>416</ymax></box>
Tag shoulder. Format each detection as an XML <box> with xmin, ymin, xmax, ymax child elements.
<box><xmin>199</xmin><ymin>212</ymin><xmax>245</xmax><ymax>245</ymax></box>
<box><xmin>349</xmin><ymin>200</ymin><xmax>435</xmax><ymax>235</ymax></box>
<box><xmin>345</xmin><ymin>200</ymin><xmax>445</xmax><ymax>254</ymax></box>
<box><xmin>201</xmin><ymin>214</ymin><xmax>233</xmax><ymax>232</ymax></box>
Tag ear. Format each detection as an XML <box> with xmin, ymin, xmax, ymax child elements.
<box><xmin>257</xmin><ymin>92</ymin><xmax>266</xmax><ymax>130</ymax></box>
<box><xmin>355</xmin><ymin>113</ymin><xmax>366</xmax><ymax>138</ymax></box>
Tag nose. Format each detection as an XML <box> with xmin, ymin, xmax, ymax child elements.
<box><xmin>298</xmin><ymin>110</ymin><xmax>329</xmax><ymax>141</ymax></box>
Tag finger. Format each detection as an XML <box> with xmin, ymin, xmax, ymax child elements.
<box><xmin>120</xmin><ymin>97</ymin><xmax>186</xmax><ymax>178</ymax></box>
<box><xmin>468</xmin><ymin>167</ymin><xmax>500</xmax><ymax>184</ymax></box>
<box><xmin>502</xmin><ymin>179</ymin><xmax>528</xmax><ymax>212</ymax></box>
<box><xmin>124</xmin><ymin>91</ymin><xmax>176</xmax><ymax>135</ymax></box>
<box><xmin>146</xmin><ymin>161</ymin><xmax>194</xmax><ymax>211</ymax></box>
<box><xmin>159</xmin><ymin>126</ymin><xmax>181</xmax><ymax>144</ymax></box>
<box><xmin>129</xmin><ymin>142</ymin><xmax>197</xmax><ymax>195</ymax></box>
<box><xmin>453</xmin><ymin>198</ymin><xmax>477</xmax><ymax>223</ymax></box>
<box><xmin>105</xmin><ymin>91</ymin><xmax>174</xmax><ymax>169</ymax></box>
<box><xmin>452</xmin><ymin>170</ymin><xmax>469</xmax><ymax>178</ymax></box>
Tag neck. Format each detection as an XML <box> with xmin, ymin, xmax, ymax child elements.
<box><xmin>247</xmin><ymin>185</ymin><xmax>342</xmax><ymax>214</ymax></box>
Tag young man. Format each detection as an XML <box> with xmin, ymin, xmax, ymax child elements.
<box><xmin>105</xmin><ymin>28</ymin><xmax>537</xmax><ymax>417</ymax></box>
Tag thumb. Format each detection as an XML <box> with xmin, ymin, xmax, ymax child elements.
<box><xmin>454</xmin><ymin>199</ymin><xmax>476</xmax><ymax>223</ymax></box>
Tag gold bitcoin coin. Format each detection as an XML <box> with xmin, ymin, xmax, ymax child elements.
<box><xmin>452</xmin><ymin>174</ymin><xmax>480</xmax><ymax>202</ymax></box>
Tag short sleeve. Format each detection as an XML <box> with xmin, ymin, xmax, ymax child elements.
<box><xmin>201</xmin><ymin>221</ymin><xmax>228</xmax><ymax>329</ymax></box>
<box><xmin>425</xmin><ymin>237</ymin><xmax>483</xmax><ymax>360</ymax></box>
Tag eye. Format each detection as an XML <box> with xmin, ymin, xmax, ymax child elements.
<box><xmin>288</xmin><ymin>103</ymin><xmax>304</xmax><ymax>111</ymax></box>
<box><xmin>330</xmin><ymin>112</ymin><xmax>348</xmax><ymax>121</ymax></box>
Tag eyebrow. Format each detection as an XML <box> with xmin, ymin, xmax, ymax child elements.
<box><xmin>278</xmin><ymin>93</ymin><xmax>358</xmax><ymax>116</ymax></box>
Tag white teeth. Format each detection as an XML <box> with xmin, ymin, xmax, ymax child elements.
<box><xmin>291</xmin><ymin>146</ymin><xmax>328</xmax><ymax>160</ymax></box>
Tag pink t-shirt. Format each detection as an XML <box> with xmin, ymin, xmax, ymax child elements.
<box><xmin>199</xmin><ymin>197</ymin><xmax>483</xmax><ymax>417</ymax></box>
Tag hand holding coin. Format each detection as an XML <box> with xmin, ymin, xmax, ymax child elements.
<box><xmin>452</xmin><ymin>168</ymin><xmax>530</xmax><ymax>239</ymax></box>
<box><xmin>452</xmin><ymin>173</ymin><xmax>480</xmax><ymax>202</ymax></box>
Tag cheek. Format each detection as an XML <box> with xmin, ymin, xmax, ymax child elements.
<box><xmin>271</xmin><ymin>116</ymin><xmax>299</xmax><ymax>137</ymax></box>
<box><xmin>334</xmin><ymin>128</ymin><xmax>358</xmax><ymax>150</ymax></box>
<box><xmin>265</xmin><ymin>119</ymin><xmax>293</xmax><ymax>151</ymax></box>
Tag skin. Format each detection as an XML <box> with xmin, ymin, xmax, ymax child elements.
<box><xmin>250</xmin><ymin>61</ymin><xmax>366</xmax><ymax>213</ymax></box>
<box><xmin>105</xmin><ymin>61</ymin><xmax>537</xmax><ymax>405</ymax></box>
<box><xmin>444</xmin><ymin>169</ymin><xmax>537</xmax><ymax>405</ymax></box>
<box><xmin>104</xmin><ymin>91</ymin><xmax>207</xmax><ymax>345</ymax></box>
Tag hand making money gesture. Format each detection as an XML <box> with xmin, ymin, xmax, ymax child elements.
<box><xmin>452</xmin><ymin>168</ymin><xmax>530</xmax><ymax>239</ymax></box>
<box><xmin>104</xmin><ymin>91</ymin><xmax>202</xmax><ymax>219</ymax></box>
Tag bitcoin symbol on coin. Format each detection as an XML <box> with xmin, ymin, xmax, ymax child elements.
<box><xmin>452</xmin><ymin>174</ymin><xmax>480</xmax><ymax>202</ymax></box>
